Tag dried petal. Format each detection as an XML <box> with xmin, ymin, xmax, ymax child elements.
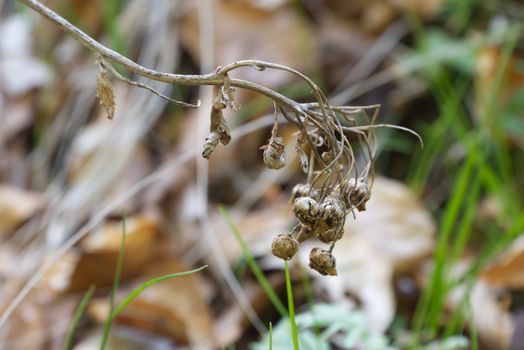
<box><xmin>271</xmin><ymin>234</ymin><xmax>299</xmax><ymax>260</ymax></box>
<box><xmin>96</xmin><ymin>68</ymin><xmax>115</xmax><ymax>119</ymax></box>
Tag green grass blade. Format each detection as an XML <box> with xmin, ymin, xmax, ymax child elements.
<box><xmin>64</xmin><ymin>285</ymin><xmax>96</xmax><ymax>350</ymax></box>
<box><xmin>219</xmin><ymin>205</ymin><xmax>288</xmax><ymax>317</ymax></box>
<box><xmin>100</xmin><ymin>215</ymin><xmax>127</xmax><ymax>350</ymax></box>
<box><xmin>285</xmin><ymin>261</ymin><xmax>299</xmax><ymax>350</ymax></box>
<box><xmin>111</xmin><ymin>265</ymin><xmax>208</xmax><ymax>318</ymax></box>
<box><xmin>269</xmin><ymin>321</ymin><xmax>273</xmax><ymax>350</ymax></box>
<box><xmin>413</xmin><ymin>152</ymin><xmax>477</xmax><ymax>341</ymax></box>
<box><xmin>468</xmin><ymin>297</ymin><xmax>479</xmax><ymax>350</ymax></box>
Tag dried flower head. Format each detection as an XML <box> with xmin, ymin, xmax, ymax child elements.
<box><xmin>309</xmin><ymin>248</ymin><xmax>337</xmax><ymax>276</ymax></box>
<box><xmin>271</xmin><ymin>234</ymin><xmax>299</xmax><ymax>260</ymax></box>
<box><xmin>189</xmin><ymin>61</ymin><xmax>421</xmax><ymax>275</ymax></box>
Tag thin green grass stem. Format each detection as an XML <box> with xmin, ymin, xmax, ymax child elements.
<box><xmin>219</xmin><ymin>205</ymin><xmax>288</xmax><ymax>317</ymax></box>
<box><xmin>269</xmin><ymin>321</ymin><xmax>273</xmax><ymax>350</ymax></box>
<box><xmin>64</xmin><ymin>285</ymin><xmax>96</xmax><ymax>350</ymax></box>
<box><xmin>100</xmin><ymin>215</ymin><xmax>127</xmax><ymax>350</ymax></box>
<box><xmin>111</xmin><ymin>265</ymin><xmax>208</xmax><ymax>318</ymax></box>
<box><xmin>285</xmin><ymin>261</ymin><xmax>299</xmax><ymax>350</ymax></box>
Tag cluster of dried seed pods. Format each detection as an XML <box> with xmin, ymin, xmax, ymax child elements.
<box><xmin>270</xmin><ymin>180</ymin><xmax>370</xmax><ymax>275</ymax></box>
<box><xmin>201</xmin><ymin>80</ymin><xmax>377</xmax><ymax>274</ymax></box>
<box><xmin>199</xmin><ymin>62</ymin><xmax>420</xmax><ymax>275</ymax></box>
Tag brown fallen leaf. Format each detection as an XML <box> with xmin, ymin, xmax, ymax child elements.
<box><xmin>215</xmin><ymin>273</ymin><xmax>285</xmax><ymax>347</ymax></box>
<box><xmin>213</xmin><ymin>195</ymin><xmax>292</xmax><ymax>264</ymax></box>
<box><xmin>323</xmin><ymin>0</ymin><xmax>444</xmax><ymax>34</ymax></box>
<box><xmin>180</xmin><ymin>1</ymin><xmax>316</xmax><ymax>87</ymax></box>
<box><xmin>476</xmin><ymin>46</ymin><xmax>524</xmax><ymax>115</ymax></box>
<box><xmin>73</xmin><ymin>327</ymin><xmax>173</xmax><ymax>350</ymax></box>
<box><xmin>0</xmin><ymin>294</ymin><xmax>46</xmax><ymax>350</ymax></box>
<box><xmin>298</xmin><ymin>176</ymin><xmax>434</xmax><ymax>333</ymax></box>
<box><xmin>299</xmin><ymin>234</ymin><xmax>395</xmax><ymax>334</ymax></box>
<box><xmin>475</xmin><ymin>46</ymin><xmax>524</xmax><ymax>146</ymax></box>
<box><xmin>468</xmin><ymin>282</ymin><xmax>514</xmax><ymax>350</ymax></box>
<box><xmin>482</xmin><ymin>234</ymin><xmax>524</xmax><ymax>289</ymax></box>
<box><xmin>43</xmin><ymin>215</ymin><xmax>159</xmax><ymax>293</ymax></box>
<box><xmin>88</xmin><ymin>259</ymin><xmax>215</xmax><ymax>348</ymax></box>
<box><xmin>446</xmin><ymin>260</ymin><xmax>515</xmax><ymax>350</ymax></box>
<box><xmin>0</xmin><ymin>185</ymin><xmax>45</xmax><ymax>237</ymax></box>
<box><xmin>0</xmin><ymin>94</ymin><xmax>36</xmax><ymax>145</ymax></box>
<box><xmin>349</xmin><ymin>176</ymin><xmax>436</xmax><ymax>273</ymax></box>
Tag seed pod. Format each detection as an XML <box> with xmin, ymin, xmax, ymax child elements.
<box><xmin>310</xmin><ymin>196</ymin><xmax>345</xmax><ymax>243</ymax></box>
<box><xmin>261</xmin><ymin>138</ymin><xmax>286</xmax><ymax>169</ymax></box>
<box><xmin>292</xmin><ymin>197</ymin><xmax>319</xmax><ymax>228</ymax></box>
<box><xmin>319</xmin><ymin>196</ymin><xmax>345</xmax><ymax>228</ymax></box>
<box><xmin>309</xmin><ymin>248</ymin><xmax>337</xmax><ymax>276</ymax></box>
<box><xmin>317</xmin><ymin>227</ymin><xmax>343</xmax><ymax>244</ymax></box>
<box><xmin>271</xmin><ymin>234</ymin><xmax>299</xmax><ymax>260</ymax></box>
<box><xmin>290</xmin><ymin>184</ymin><xmax>319</xmax><ymax>203</ymax></box>
<box><xmin>96</xmin><ymin>67</ymin><xmax>115</xmax><ymax>120</ymax></box>
<box><xmin>348</xmin><ymin>177</ymin><xmax>371</xmax><ymax>211</ymax></box>
<box><xmin>202</xmin><ymin>131</ymin><xmax>220</xmax><ymax>159</ymax></box>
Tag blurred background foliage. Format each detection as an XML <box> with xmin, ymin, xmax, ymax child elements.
<box><xmin>0</xmin><ymin>0</ymin><xmax>523</xmax><ymax>349</ymax></box>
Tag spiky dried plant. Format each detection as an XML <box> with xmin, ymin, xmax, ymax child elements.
<box><xmin>18</xmin><ymin>0</ymin><xmax>422</xmax><ymax>278</ymax></box>
<box><xmin>201</xmin><ymin>62</ymin><xmax>422</xmax><ymax>275</ymax></box>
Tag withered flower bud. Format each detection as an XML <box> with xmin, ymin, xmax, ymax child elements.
<box><xmin>319</xmin><ymin>196</ymin><xmax>345</xmax><ymax>228</ymax></box>
<box><xmin>210</xmin><ymin>104</ymin><xmax>231</xmax><ymax>146</ymax></box>
<box><xmin>261</xmin><ymin>138</ymin><xmax>286</xmax><ymax>170</ymax></box>
<box><xmin>309</xmin><ymin>248</ymin><xmax>337</xmax><ymax>276</ymax></box>
<box><xmin>317</xmin><ymin>227</ymin><xmax>343</xmax><ymax>244</ymax></box>
<box><xmin>271</xmin><ymin>234</ymin><xmax>299</xmax><ymax>260</ymax></box>
<box><xmin>348</xmin><ymin>177</ymin><xmax>371</xmax><ymax>211</ymax></box>
<box><xmin>202</xmin><ymin>131</ymin><xmax>220</xmax><ymax>159</ymax></box>
<box><xmin>290</xmin><ymin>183</ymin><xmax>319</xmax><ymax>202</ymax></box>
<box><xmin>292</xmin><ymin>197</ymin><xmax>319</xmax><ymax>228</ymax></box>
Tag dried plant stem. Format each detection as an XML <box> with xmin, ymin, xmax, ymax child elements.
<box><xmin>19</xmin><ymin>0</ymin><xmax>301</xmax><ymax>111</ymax></box>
